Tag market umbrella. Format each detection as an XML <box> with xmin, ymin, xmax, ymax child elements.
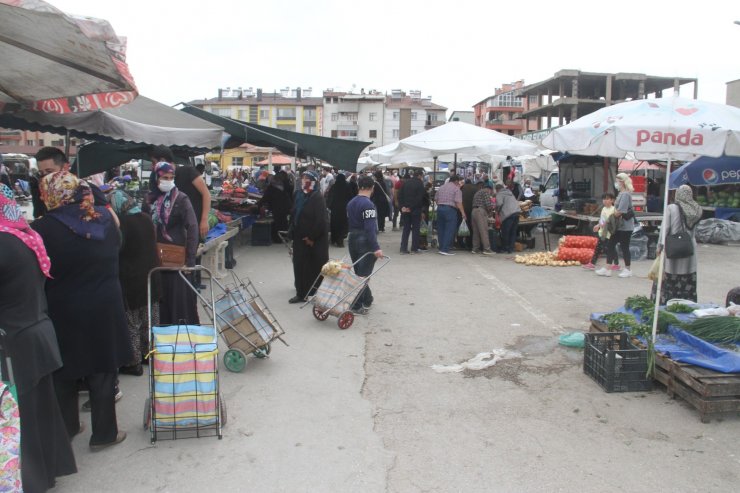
<box><xmin>542</xmin><ymin>95</ymin><xmax>740</xmax><ymax>343</ymax></box>
<box><xmin>0</xmin><ymin>0</ymin><xmax>137</xmax><ymax>114</ymax></box>
<box><xmin>669</xmin><ymin>155</ymin><xmax>740</xmax><ymax>189</ymax></box>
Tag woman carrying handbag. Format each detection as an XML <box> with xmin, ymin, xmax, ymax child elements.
<box><xmin>651</xmin><ymin>184</ymin><xmax>702</xmax><ymax>305</ymax></box>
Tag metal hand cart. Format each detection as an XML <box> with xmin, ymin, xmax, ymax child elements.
<box><xmin>303</xmin><ymin>253</ymin><xmax>391</xmax><ymax>329</ymax></box>
<box><xmin>277</xmin><ymin>230</ymin><xmax>293</xmax><ymax>257</ymax></box>
<box><xmin>198</xmin><ymin>270</ymin><xmax>287</xmax><ymax>373</ymax></box>
<box><xmin>144</xmin><ymin>266</ymin><xmax>225</xmax><ymax>443</ymax></box>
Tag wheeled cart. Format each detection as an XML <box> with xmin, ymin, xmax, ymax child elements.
<box><xmin>303</xmin><ymin>253</ymin><xmax>390</xmax><ymax>329</ymax></box>
<box><xmin>144</xmin><ymin>266</ymin><xmax>225</xmax><ymax>443</ymax></box>
<box><xmin>199</xmin><ymin>271</ymin><xmax>287</xmax><ymax>373</ymax></box>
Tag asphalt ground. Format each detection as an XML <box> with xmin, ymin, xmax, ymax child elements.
<box><xmin>50</xmin><ymin>225</ymin><xmax>740</xmax><ymax>493</ymax></box>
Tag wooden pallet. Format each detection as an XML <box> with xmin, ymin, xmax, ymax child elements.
<box><xmin>589</xmin><ymin>319</ymin><xmax>740</xmax><ymax>422</ymax></box>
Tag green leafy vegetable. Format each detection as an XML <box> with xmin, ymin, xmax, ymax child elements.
<box><xmin>665</xmin><ymin>303</ymin><xmax>695</xmax><ymax>314</ymax></box>
<box><xmin>681</xmin><ymin>316</ymin><xmax>740</xmax><ymax>345</ymax></box>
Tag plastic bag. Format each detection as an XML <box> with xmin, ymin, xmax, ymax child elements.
<box><xmin>457</xmin><ymin>220</ymin><xmax>470</xmax><ymax>237</ymax></box>
<box><xmin>647</xmin><ymin>253</ymin><xmax>662</xmax><ymax>281</ymax></box>
<box><xmin>558</xmin><ymin>332</ymin><xmax>585</xmax><ymax>348</ymax></box>
<box><xmin>419</xmin><ymin>220</ymin><xmax>428</xmax><ymax>236</ymax></box>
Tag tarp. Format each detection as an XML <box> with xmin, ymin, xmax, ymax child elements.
<box><xmin>180</xmin><ymin>104</ymin><xmax>371</xmax><ymax>172</ymax></box>
<box><xmin>75</xmin><ymin>142</ymin><xmax>191</xmax><ymax>177</ymax></box>
<box><xmin>0</xmin><ymin>96</ymin><xmax>223</xmax><ymax>149</ymax></box>
<box><xmin>0</xmin><ymin>0</ymin><xmax>137</xmax><ymax>113</ymax></box>
<box><xmin>366</xmin><ymin>122</ymin><xmax>537</xmax><ymax>165</ymax></box>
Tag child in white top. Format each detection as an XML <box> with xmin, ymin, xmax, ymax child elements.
<box><xmin>583</xmin><ymin>192</ymin><xmax>615</xmax><ymax>270</ymax></box>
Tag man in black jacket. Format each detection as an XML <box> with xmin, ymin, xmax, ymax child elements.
<box><xmin>398</xmin><ymin>169</ymin><xmax>426</xmax><ymax>254</ymax></box>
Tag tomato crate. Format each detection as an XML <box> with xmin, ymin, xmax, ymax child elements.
<box><xmin>583</xmin><ymin>332</ymin><xmax>653</xmax><ymax>393</ymax></box>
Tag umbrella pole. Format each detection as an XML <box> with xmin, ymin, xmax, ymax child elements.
<box><xmin>650</xmin><ymin>156</ymin><xmax>673</xmax><ymax>343</ymax></box>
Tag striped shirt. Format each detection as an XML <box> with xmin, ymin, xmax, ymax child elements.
<box><xmin>436</xmin><ymin>182</ymin><xmax>461</xmax><ymax>207</ymax></box>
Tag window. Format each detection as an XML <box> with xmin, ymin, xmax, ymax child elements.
<box><xmin>369</xmin><ymin>112</ymin><xmax>377</xmax><ymax>121</ymax></box>
<box><xmin>277</xmin><ymin>124</ymin><xmax>296</xmax><ymax>132</ymax></box>
<box><xmin>212</xmin><ymin>107</ymin><xmax>231</xmax><ymax>117</ymax></box>
<box><xmin>304</xmin><ymin>108</ymin><xmax>316</xmax><ymax>121</ymax></box>
<box><xmin>249</xmin><ymin>105</ymin><xmax>258</xmax><ymax>122</ymax></box>
<box><xmin>410</xmin><ymin>112</ymin><xmax>417</xmax><ymax>120</ymax></box>
<box><xmin>392</xmin><ymin>129</ymin><xmax>399</xmax><ymax>138</ymax></box>
<box><xmin>251</xmin><ymin>156</ymin><xmax>262</xmax><ymax>165</ymax></box>
<box><xmin>277</xmin><ymin>107</ymin><xmax>296</xmax><ymax>120</ymax></box>
<box><xmin>259</xmin><ymin>109</ymin><xmax>270</xmax><ymax>119</ymax></box>
<box><xmin>369</xmin><ymin>130</ymin><xmax>377</xmax><ymax>139</ymax></box>
<box><xmin>331</xmin><ymin>130</ymin><xmax>338</xmax><ymax>138</ymax></box>
<box><xmin>428</xmin><ymin>112</ymin><xmax>438</xmax><ymax>122</ymax></box>
<box><xmin>392</xmin><ymin>111</ymin><xmax>399</xmax><ymax>120</ymax></box>
<box><xmin>410</xmin><ymin>130</ymin><xmax>418</xmax><ymax>135</ymax></box>
<box><xmin>331</xmin><ymin>113</ymin><xmax>338</xmax><ymax>121</ymax></box>
<box><xmin>38</xmin><ymin>139</ymin><xmax>45</xmax><ymax>146</ymax></box>
<box><xmin>237</xmin><ymin>109</ymin><xmax>247</xmax><ymax>121</ymax></box>
<box><xmin>303</xmin><ymin>126</ymin><xmax>317</xmax><ymax>135</ymax></box>
<box><xmin>26</xmin><ymin>140</ymin><xmax>35</xmax><ymax>146</ymax></box>
<box><xmin>346</xmin><ymin>113</ymin><xmax>357</xmax><ymax>121</ymax></box>
<box><xmin>231</xmin><ymin>157</ymin><xmax>243</xmax><ymax>167</ymax></box>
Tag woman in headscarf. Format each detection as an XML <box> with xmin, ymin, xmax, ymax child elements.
<box><xmin>371</xmin><ymin>170</ymin><xmax>391</xmax><ymax>232</ymax></box>
<box><xmin>288</xmin><ymin>170</ymin><xmax>329</xmax><ymax>303</ymax></box>
<box><xmin>148</xmin><ymin>162</ymin><xmax>200</xmax><ymax>325</ymax></box>
<box><xmin>326</xmin><ymin>172</ymin><xmax>352</xmax><ymax>247</ymax></box>
<box><xmin>109</xmin><ymin>188</ymin><xmax>160</xmax><ymax>376</ymax></box>
<box><xmin>255</xmin><ymin>170</ymin><xmax>293</xmax><ymax>243</ymax></box>
<box><xmin>0</xmin><ymin>184</ymin><xmax>77</xmax><ymax>491</ymax></box>
<box><xmin>651</xmin><ymin>184</ymin><xmax>703</xmax><ymax>304</ymax></box>
<box><xmin>31</xmin><ymin>171</ymin><xmax>130</xmax><ymax>451</ymax></box>
<box><xmin>597</xmin><ymin>172</ymin><xmax>635</xmax><ymax>278</ymax></box>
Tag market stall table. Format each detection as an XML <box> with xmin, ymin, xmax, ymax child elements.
<box><xmin>517</xmin><ymin>216</ymin><xmax>552</xmax><ymax>251</ymax></box>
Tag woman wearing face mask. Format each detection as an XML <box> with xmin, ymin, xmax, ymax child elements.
<box><xmin>596</xmin><ymin>173</ymin><xmax>635</xmax><ymax>278</ymax></box>
<box><xmin>288</xmin><ymin>170</ymin><xmax>329</xmax><ymax>303</ymax></box>
<box><xmin>148</xmin><ymin>162</ymin><xmax>200</xmax><ymax>324</ymax></box>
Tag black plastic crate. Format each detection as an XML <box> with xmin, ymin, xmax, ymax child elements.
<box><xmin>583</xmin><ymin>332</ymin><xmax>652</xmax><ymax>393</ymax></box>
<box><xmin>646</xmin><ymin>233</ymin><xmax>659</xmax><ymax>260</ymax></box>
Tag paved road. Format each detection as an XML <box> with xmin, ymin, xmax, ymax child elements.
<box><xmin>55</xmin><ymin>228</ymin><xmax>740</xmax><ymax>493</ymax></box>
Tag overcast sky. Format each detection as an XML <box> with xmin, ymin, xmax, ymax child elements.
<box><xmin>53</xmin><ymin>0</ymin><xmax>739</xmax><ymax>116</ymax></box>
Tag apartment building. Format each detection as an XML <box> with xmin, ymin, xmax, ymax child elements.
<box><xmin>473</xmin><ymin>80</ymin><xmax>526</xmax><ymax>136</ymax></box>
<box><xmin>189</xmin><ymin>87</ymin><xmax>324</xmax><ymax>135</ymax></box>
<box><xmin>322</xmin><ymin>89</ymin><xmax>385</xmax><ymax>148</ymax></box>
<box><xmin>383</xmin><ymin>90</ymin><xmax>447</xmax><ymax>145</ymax></box>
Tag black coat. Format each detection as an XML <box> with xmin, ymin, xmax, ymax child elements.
<box><xmin>119</xmin><ymin>212</ymin><xmax>160</xmax><ymax>310</ymax></box>
<box><xmin>0</xmin><ymin>234</ymin><xmax>62</xmax><ymax>394</ymax></box>
<box><xmin>291</xmin><ymin>190</ymin><xmax>329</xmax><ymax>298</ymax></box>
<box><xmin>31</xmin><ymin>212</ymin><xmax>133</xmax><ymax>379</ymax></box>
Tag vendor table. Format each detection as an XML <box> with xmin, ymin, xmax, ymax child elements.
<box><xmin>517</xmin><ymin>216</ymin><xmax>552</xmax><ymax>251</ymax></box>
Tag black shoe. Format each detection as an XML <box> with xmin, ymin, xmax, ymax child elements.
<box><xmin>120</xmin><ymin>364</ymin><xmax>143</xmax><ymax>376</ymax></box>
<box><xmin>288</xmin><ymin>295</ymin><xmax>304</xmax><ymax>304</ymax></box>
<box><xmin>400</xmin><ymin>250</ymin><xmax>410</xmax><ymax>254</ymax></box>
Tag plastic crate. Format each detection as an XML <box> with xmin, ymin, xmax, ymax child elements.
<box><xmin>583</xmin><ymin>332</ymin><xmax>652</xmax><ymax>392</ymax></box>
<box><xmin>250</xmin><ymin>222</ymin><xmax>272</xmax><ymax>246</ymax></box>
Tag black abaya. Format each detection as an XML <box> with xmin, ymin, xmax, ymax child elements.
<box><xmin>291</xmin><ymin>190</ymin><xmax>329</xmax><ymax>298</ymax></box>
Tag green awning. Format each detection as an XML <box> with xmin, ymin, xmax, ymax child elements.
<box><xmin>75</xmin><ymin>142</ymin><xmax>191</xmax><ymax>177</ymax></box>
<box><xmin>180</xmin><ymin>104</ymin><xmax>371</xmax><ymax>172</ymax></box>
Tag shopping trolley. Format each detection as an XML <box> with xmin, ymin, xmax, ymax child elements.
<box><xmin>198</xmin><ymin>271</ymin><xmax>287</xmax><ymax>373</ymax></box>
<box><xmin>303</xmin><ymin>253</ymin><xmax>391</xmax><ymax>329</ymax></box>
<box><xmin>143</xmin><ymin>266</ymin><xmax>225</xmax><ymax>443</ymax></box>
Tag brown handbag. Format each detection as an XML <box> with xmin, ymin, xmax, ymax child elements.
<box><xmin>156</xmin><ymin>242</ymin><xmax>186</xmax><ymax>267</ymax></box>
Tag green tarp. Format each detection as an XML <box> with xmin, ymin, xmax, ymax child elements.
<box><xmin>75</xmin><ymin>142</ymin><xmax>191</xmax><ymax>177</ymax></box>
<box><xmin>180</xmin><ymin>104</ymin><xmax>371</xmax><ymax>172</ymax></box>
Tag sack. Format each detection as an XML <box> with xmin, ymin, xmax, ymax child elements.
<box><xmin>457</xmin><ymin>220</ymin><xmax>470</xmax><ymax>237</ymax></box>
<box><xmin>157</xmin><ymin>242</ymin><xmax>186</xmax><ymax>267</ymax></box>
<box><xmin>665</xmin><ymin>207</ymin><xmax>694</xmax><ymax>259</ymax></box>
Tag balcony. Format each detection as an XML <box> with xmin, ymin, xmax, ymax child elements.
<box><xmin>276</xmin><ymin>115</ymin><xmax>297</xmax><ymax>121</ymax></box>
<box><xmin>337</xmin><ymin>102</ymin><xmax>359</xmax><ymax>113</ymax></box>
<box><xmin>424</xmin><ymin>120</ymin><xmax>444</xmax><ymax>130</ymax></box>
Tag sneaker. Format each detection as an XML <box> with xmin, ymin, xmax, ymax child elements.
<box><xmin>595</xmin><ymin>267</ymin><xmax>612</xmax><ymax>277</ymax></box>
<box><xmin>481</xmin><ymin>250</ymin><xmax>494</xmax><ymax>256</ymax></box>
<box><xmin>351</xmin><ymin>306</ymin><xmax>369</xmax><ymax>315</ymax></box>
<box><xmin>438</xmin><ymin>251</ymin><xmax>455</xmax><ymax>256</ymax></box>
<box><xmin>618</xmin><ymin>269</ymin><xmax>633</xmax><ymax>278</ymax></box>
<box><xmin>471</xmin><ymin>250</ymin><xmax>478</xmax><ymax>254</ymax></box>
<box><xmin>400</xmin><ymin>250</ymin><xmax>410</xmax><ymax>255</ymax></box>
<box><xmin>582</xmin><ymin>263</ymin><xmax>595</xmax><ymax>270</ymax></box>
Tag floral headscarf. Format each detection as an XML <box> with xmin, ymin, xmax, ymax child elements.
<box><xmin>41</xmin><ymin>171</ymin><xmax>107</xmax><ymax>240</ymax></box>
<box><xmin>675</xmin><ymin>184</ymin><xmax>702</xmax><ymax>229</ymax></box>
<box><xmin>109</xmin><ymin>188</ymin><xmax>141</xmax><ymax>216</ymax></box>
<box><xmin>0</xmin><ymin>184</ymin><xmax>52</xmax><ymax>277</ymax></box>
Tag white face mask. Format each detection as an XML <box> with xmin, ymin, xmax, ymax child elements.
<box><xmin>158</xmin><ymin>179</ymin><xmax>175</xmax><ymax>193</ymax></box>
<box><xmin>615</xmin><ymin>181</ymin><xmax>621</xmax><ymax>190</ymax></box>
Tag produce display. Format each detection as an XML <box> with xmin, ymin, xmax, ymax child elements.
<box><xmin>681</xmin><ymin>316</ymin><xmax>740</xmax><ymax>345</ymax></box>
<box><xmin>695</xmin><ymin>189</ymin><xmax>740</xmax><ymax>208</ymax></box>
<box><xmin>514</xmin><ymin>252</ymin><xmax>580</xmax><ymax>267</ymax></box>
<box><xmin>665</xmin><ymin>303</ymin><xmax>695</xmax><ymax>314</ymax></box>
<box><xmin>624</xmin><ymin>295</ymin><xmax>679</xmax><ymax>333</ymax></box>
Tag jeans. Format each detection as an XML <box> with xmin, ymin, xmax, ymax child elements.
<box><xmin>348</xmin><ymin>231</ymin><xmax>377</xmax><ymax>309</ymax></box>
<box><xmin>437</xmin><ymin>205</ymin><xmax>458</xmax><ymax>253</ymax></box>
<box><xmin>500</xmin><ymin>214</ymin><xmax>519</xmax><ymax>253</ymax></box>
<box><xmin>400</xmin><ymin>208</ymin><xmax>421</xmax><ymax>252</ymax></box>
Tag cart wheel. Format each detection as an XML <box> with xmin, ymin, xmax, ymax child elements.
<box><xmin>224</xmin><ymin>348</ymin><xmax>247</xmax><ymax>372</ymax></box>
<box><xmin>254</xmin><ymin>343</ymin><xmax>271</xmax><ymax>358</ymax></box>
<box><xmin>219</xmin><ymin>398</ymin><xmax>227</xmax><ymax>429</ymax></box>
<box><xmin>313</xmin><ymin>305</ymin><xmax>329</xmax><ymax>321</ymax></box>
<box><xmin>143</xmin><ymin>397</ymin><xmax>151</xmax><ymax>430</ymax></box>
<box><xmin>338</xmin><ymin>311</ymin><xmax>354</xmax><ymax>330</ymax></box>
